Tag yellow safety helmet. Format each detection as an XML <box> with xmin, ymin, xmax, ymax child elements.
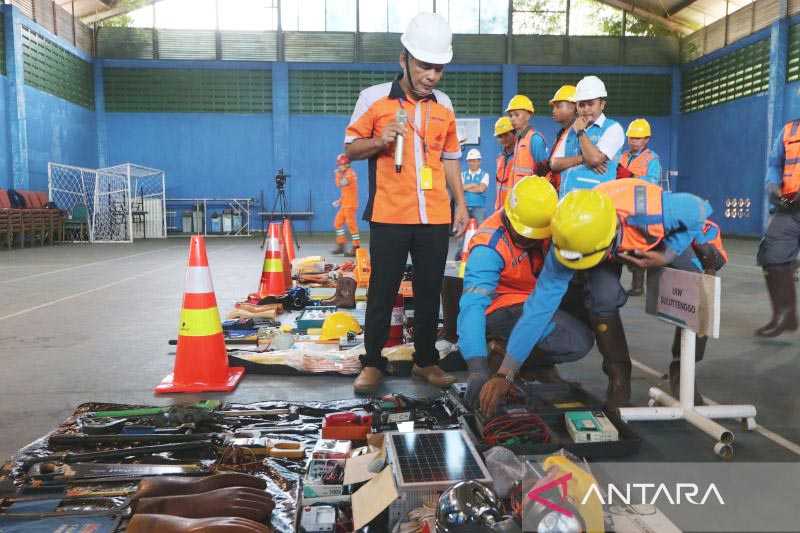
<box><xmin>551</xmin><ymin>189</ymin><xmax>618</xmax><ymax>270</ymax></box>
<box><xmin>319</xmin><ymin>311</ymin><xmax>362</xmax><ymax>341</ymax></box>
<box><xmin>494</xmin><ymin>116</ymin><xmax>514</xmax><ymax>137</ymax></box>
<box><xmin>504</xmin><ymin>176</ymin><xmax>558</xmax><ymax>239</ymax></box>
<box><xmin>549</xmin><ymin>85</ymin><xmax>577</xmax><ymax>105</ymax></box>
<box><xmin>626</xmin><ymin>118</ymin><xmax>652</xmax><ymax>138</ymax></box>
<box><xmin>505</xmin><ymin>94</ymin><xmax>534</xmax><ymax>114</ymax></box>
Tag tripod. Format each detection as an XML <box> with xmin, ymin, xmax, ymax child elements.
<box><xmin>260</xmin><ymin>173</ymin><xmax>301</xmax><ymax>251</ymax></box>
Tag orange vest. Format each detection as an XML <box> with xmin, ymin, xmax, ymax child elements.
<box><xmin>468</xmin><ymin>210</ymin><xmax>546</xmax><ymax>315</ymax></box>
<box><xmin>782</xmin><ymin>120</ymin><xmax>800</xmax><ymax>197</ymax></box>
<box><xmin>495</xmin><ymin>152</ymin><xmax>514</xmax><ymax>210</ymax></box>
<box><xmin>595</xmin><ymin>178</ymin><xmax>666</xmax><ymax>253</ymax></box>
<box><xmin>699</xmin><ymin>220</ymin><xmax>728</xmax><ymax>263</ymax></box>
<box><xmin>336</xmin><ymin>168</ymin><xmax>358</xmax><ymax>208</ymax></box>
<box><xmin>619</xmin><ymin>149</ymin><xmax>655</xmax><ymax>179</ymax></box>
<box><xmin>511</xmin><ymin>128</ymin><xmax>540</xmax><ymax>181</ymax></box>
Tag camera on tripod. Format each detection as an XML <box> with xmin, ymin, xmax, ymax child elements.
<box><xmin>275</xmin><ymin>169</ymin><xmax>289</xmax><ymax>190</ymax></box>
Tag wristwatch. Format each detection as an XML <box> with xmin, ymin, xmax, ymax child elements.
<box><xmin>491</xmin><ymin>372</ymin><xmax>515</xmax><ymax>384</ymax></box>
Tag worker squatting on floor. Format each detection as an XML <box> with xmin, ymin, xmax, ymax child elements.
<box><xmin>331</xmin><ymin>153</ymin><xmax>360</xmax><ymax>257</ymax></box>
<box><xmin>344</xmin><ymin>12</ymin><xmax>468</xmax><ymax>394</ymax></box>
<box><xmin>465</xmin><ymin>178</ymin><xmax>714</xmax><ymax>416</ymax></box>
<box><xmin>756</xmin><ymin>118</ymin><xmax>800</xmax><ymax>338</ymax></box>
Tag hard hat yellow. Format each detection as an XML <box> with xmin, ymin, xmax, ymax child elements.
<box><xmin>626</xmin><ymin>118</ymin><xmax>652</xmax><ymax>138</ymax></box>
<box><xmin>505</xmin><ymin>94</ymin><xmax>534</xmax><ymax>114</ymax></box>
<box><xmin>551</xmin><ymin>189</ymin><xmax>618</xmax><ymax>270</ymax></box>
<box><xmin>319</xmin><ymin>311</ymin><xmax>362</xmax><ymax>341</ymax></box>
<box><xmin>504</xmin><ymin>176</ymin><xmax>558</xmax><ymax>239</ymax></box>
<box><xmin>549</xmin><ymin>85</ymin><xmax>577</xmax><ymax>104</ymax></box>
<box><xmin>494</xmin><ymin>116</ymin><xmax>514</xmax><ymax>136</ymax></box>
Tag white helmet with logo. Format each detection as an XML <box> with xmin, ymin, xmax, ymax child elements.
<box><xmin>574</xmin><ymin>75</ymin><xmax>608</xmax><ymax>101</ymax></box>
<box><xmin>401</xmin><ymin>12</ymin><xmax>453</xmax><ymax>65</ymax></box>
<box><xmin>466</xmin><ymin>148</ymin><xmax>482</xmax><ymax>160</ymax></box>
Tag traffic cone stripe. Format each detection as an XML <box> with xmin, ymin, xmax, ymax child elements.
<box><xmin>265</xmin><ymin>237</ymin><xmax>281</xmax><ymax>250</ymax></box>
<box><xmin>182</xmin><ymin>292</ymin><xmax>218</xmax><ymax>310</ymax></box>
<box><xmin>184</xmin><ymin>266</ymin><xmax>214</xmax><ymax>294</ymax></box>
<box><xmin>187</xmin><ymin>241</ymin><xmax>210</xmax><ymax>267</ymax></box>
<box><xmin>179</xmin><ymin>308</ymin><xmax>223</xmax><ymax>337</ymax></box>
<box><xmin>263</xmin><ymin>258</ymin><xmax>283</xmax><ymax>272</ymax></box>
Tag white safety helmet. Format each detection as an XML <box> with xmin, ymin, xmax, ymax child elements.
<box><xmin>466</xmin><ymin>148</ymin><xmax>482</xmax><ymax>160</ymax></box>
<box><xmin>574</xmin><ymin>75</ymin><xmax>608</xmax><ymax>101</ymax></box>
<box><xmin>401</xmin><ymin>12</ymin><xmax>453</xmax><ymax>65</ymax></box>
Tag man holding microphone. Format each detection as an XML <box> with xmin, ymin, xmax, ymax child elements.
<box><xmin>344</xmin><ymin>13</ymin><xmax>468</xmax><ymax>393</ymax></box>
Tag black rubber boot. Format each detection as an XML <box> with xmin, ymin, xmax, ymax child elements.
<box><xmin>331</xmin><ymin>243</ymin><xmax>345</xmax><ymax>255</ymax></box>
<box><xmin>591</xmin><ymin>314</ymin><xmax>632</xmax><ymax>409</ymax></box>
<box><xmin>439</xmin><ymin>276</ymin><xmax>463</xmax><ymax>344</ymax></box>
<box><xmin>669</xmin><ymin>327</ymin><xmax>707</xmax><ymax>405</ymax></box>
<box><xmin>756</xmin><ymin>265</ymin><xmax>798</xmax><ymax>337</ymax></box>
<box><xmin>627</xmin><ymin>267</ymin><xmax>645</xmax><ymax>296</ymax></box>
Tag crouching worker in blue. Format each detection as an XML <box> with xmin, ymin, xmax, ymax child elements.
<box><xmin>469</xmin><ymin>178</ymin><xmax>712</xmax><ymax>416</ymax></box>
<box><xmin>460</xmin><ymin>177</ymin><xmax>594</xmax><ymax>412</ymax></box>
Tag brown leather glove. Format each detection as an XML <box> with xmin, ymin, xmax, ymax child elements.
<box><xmin>134</xmin><ymin>487</ymin><xmax>274</xmax><ymax>523</ymax></box>
<box><xmin>134</xmin><ymin>474</ymin><xmax>267</xmax><ymax>500</ymax></box>
<box><xmin>127</xmin><ymin>514</ymin><xmax>272</xmax><ymax>533</ymax></box>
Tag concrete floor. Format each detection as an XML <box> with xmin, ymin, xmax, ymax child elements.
<box><xmin>0</xmin><ymin>234</ymin><xmax>798</xmax><ymax>462</ymax></box>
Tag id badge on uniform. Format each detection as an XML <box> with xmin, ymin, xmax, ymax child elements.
<box><xmin>421</xmin><ymin>165</ymin><xmax>433</xmax><ymax>190</ymax></box>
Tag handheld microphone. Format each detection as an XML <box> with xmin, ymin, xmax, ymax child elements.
<box><xmin>395</xmin><ymin>108</ymin><xmax>408</xmax><ymax>173</ymax></box>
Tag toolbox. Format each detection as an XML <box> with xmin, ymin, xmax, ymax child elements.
<box><xmin>458</xmin><ymin>382</ymin><xmax>641</xmax><ymax>459</ymax></box>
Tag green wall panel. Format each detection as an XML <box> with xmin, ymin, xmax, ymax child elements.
<box><xmin>22</xmin><ymin>26</ymin><xmax>93</xmax><ymax>108</ymax></box>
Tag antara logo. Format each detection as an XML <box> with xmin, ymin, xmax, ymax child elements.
<box><xmin>581</xmin><ymin>483</ymin><xmax>726</xmax><ymax>506</ymax></box>
<box><xmin>527</xmin><ymin>473</ymin><xmax>725</xmax><ymax>516</ymax></box>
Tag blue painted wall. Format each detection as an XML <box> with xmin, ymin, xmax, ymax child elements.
<box><xmin>0</xmin><ymin>74</ymin><xmax>10</xmax><ymax>189</ymax></box>
<box><xmin>25</xmin><ymin>86</ymin><xmax>97</xmax><ymax>191</ymax></box>
<box><xmin>678</xmin><ymin>93</ymin><xmax>768</xmax><ymax>236</ymax></box>
<box><xmin>105</xmin><ymin>112</ymin><xmax>274</xmax><ymax>199</ymax></box>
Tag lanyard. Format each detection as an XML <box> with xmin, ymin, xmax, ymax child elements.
<box><xmin>400</xmin><ymin>99</ymin><xmax>431</xmax><ymax>165</ymax></box>
<box><xmin>627</xmin><ymin>149</ymin><xmax>647</xmax><ymax>165</ymax></box>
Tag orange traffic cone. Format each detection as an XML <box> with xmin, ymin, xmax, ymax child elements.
<box><xmin>281</xmin><ymin>218</ymin><xmax>296</xmax><ymax>263</ymax></box>
<box><xmin>253</xmin><ymin>222</ymin><xmax>287</xmax><ymax>300</ymax></box>
<box><xmin>155</xmin><ymin>236</ymin><xmax>245</xmax><ymax>394</ymax></box>
<box><xmin>457</xmin><ymin>218</ymin><xmax>478</xmax><ymax>278</ymax></box>
<box><xmin>280</xmin><ymin>231</ymin><xmax>292</xmax><ymax>289</ymax></box>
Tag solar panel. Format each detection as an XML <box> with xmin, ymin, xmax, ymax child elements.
<box><xmin>388</xmin><ymin>430</ymin><xmax>490</xmax><ymax>487</ymax></box>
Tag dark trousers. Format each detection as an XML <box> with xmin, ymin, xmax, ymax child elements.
<box><xmin>363</xmin><ymin>222</ymin><xmax>450</xmax><ymax>371</ymax></box>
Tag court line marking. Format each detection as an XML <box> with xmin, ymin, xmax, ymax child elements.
<box><xmin>1</xmin><ymin>245</ymin><xmax>185</xmax><ymax>284</ymax></box>
<box><xmin>631</xmin><ymin>358</ymin><xmax>800</xmax><ymax>457</ymax></box>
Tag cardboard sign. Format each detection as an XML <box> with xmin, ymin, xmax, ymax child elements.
<box><xmin>645</xmin><ymin>267</ymin><xmax>721</xmax><ymax>338</ymax></box>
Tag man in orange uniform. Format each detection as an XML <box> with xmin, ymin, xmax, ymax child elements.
<box><xmin>331</xmin><ymin>153</ymin><xmax>359</xmax><ymax>257</ymax></box>
<box><xmin>344</xmin><ymin>13</ymin><xmax>469</xmax><ymax>393</ymax></box>
<box><xmin>497</xmin><ymin>95</ymin><xmax>548</xmax><ymax>209</ymax></box>
<box><xmin>493</xmin><ymin>116</ymin><xmax>516</xmax><ymax>210</ymax></box>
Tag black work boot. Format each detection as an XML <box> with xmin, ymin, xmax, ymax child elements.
<box><xmin>756</xmin><ymin>265</ymin><xmax>798</xmax><ymax>337</ymax></box>
<box><xmin>669</xmin><ymin>327</ymin><xmax>707</xmax><ymax>405</ymax></box>
<box><xmin>591</xmin><ymin>314</ymin><xmax>632</xmax><ymax>408</ymax></box>
<box><xmin>331</xmin><ymin>242</ymin><xmax>345</xmax><ymax>255</ymax></box>
<box><xmin>439</xmin><ymin>276</ymin><xmax>463</xmax><ymax>344</ymax></box>
<box><xmin>627</xmin><ymin>267</ymin><xmax>645</xmax><ymax>296</ymax></box>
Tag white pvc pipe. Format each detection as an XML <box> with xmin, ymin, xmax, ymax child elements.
<box><xmin>618</xmin><ymin>406</ymin><xmax>685</xmax><ymax>421</ymax></box>
<box><xmin>695</xmin><ymin>405</ymin><xmax>758</xmax><ymax>419</ymax></box>
<box><xmin>649</xmin><ymin>388</ymin><xmax>734</xmax><ymax>444</ymax></box>
<box><xmin>680</xmin><ymin>327</ymin><xmax>696</xmax><ymax>410</ymax></box>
